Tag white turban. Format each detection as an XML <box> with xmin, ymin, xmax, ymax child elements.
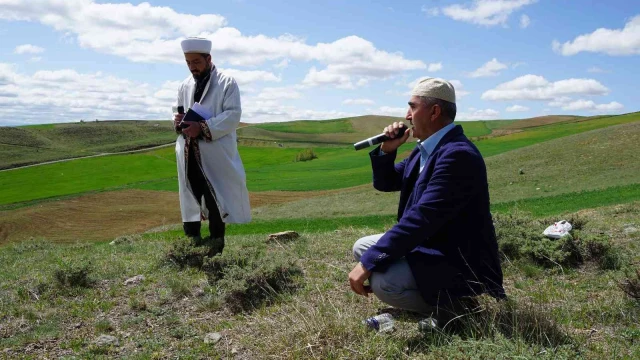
<box><xmin>411</xmin><ymin>77</ymin><xmax>456</xmax><ymax>104</ymax></box>
<box><xmin>181</xmin><ymin>37</ymin><xmax>212</xmax><ymax>54</ymax></box>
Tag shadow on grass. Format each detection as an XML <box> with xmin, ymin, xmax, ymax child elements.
<box><xmin>402</xmin><ymin>297</ymin><xmax>575</xmax><ymax>354</ymax></box>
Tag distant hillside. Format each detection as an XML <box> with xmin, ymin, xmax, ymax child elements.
<box><xmin>3</xmin><ymin>112</ymin><xmax>636</xmax><ymax>169</ymax></box>
<box><xmin>237</xmin><ymin>112</ymin><xmax>635</xmax><ymax>147</ymax></box>
<box><xmin>0</xmin><ymin>120</ymin><xmax>176</xmax><ymax>169</ymax></box>
<box><xmin>486</xmin><ymin>120</ymin><xmax>640</xmax><ymax>203</ymax></box>
<box><xmin>251</xmin><ymin>120</ymin><xmax>640</xmax><ymax>222</ymax></box>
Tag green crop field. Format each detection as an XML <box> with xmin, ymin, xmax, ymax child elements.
<box><xmin>475</xmin><ymin>112</ymin><xmax>640</xmax><ymax>157</ymax></box>
<box><xmin>2</xmin><ymin>112</ymin><xmax>639</xmax><ymax>207</ymax></box>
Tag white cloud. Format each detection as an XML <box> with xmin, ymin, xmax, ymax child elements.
<box><xmin>469</xmin><ymin>58</ymin><xmax>508</xmax><ymax>77</ymax></box>
<box><xmin>0</xmin><ymin>64</ymin><xmax>175</xmax><ymax>124</ymax></box>
<box><xmin>506</xmin><ymin>104</ymin><xmax>529</xmax><ymax>112</ymax></box>
<box><xmin>0</xmin><ymin>0</ymin><xmax>426</xmax><ymax>87</ymax></box>
<box><xmin>520</xmin><ymin>14</ymin><xmax>530</xmax><ymax>28</ymax></box>
<box><xmin>240</xmin><ymin>98</ymin><xmax>357</xmax><ymax>123</ymax></box>
<box><xmin>371</xmin><ymin>106</ymin><xmax>406</xmax><ymax>117</ymax></box>
<box><xmin>302</xmin><ymin>66</ymin><xmax>355</xmax><ymax>89</ymax></box>
<box><xmin>551</xmin><ymin>99</ymin><xmax>624</xmax><ymax>112</ymax></box>
<box><xmin>428</xmin><ymin>62</ymin><xmax>443</xmax><ymax>72</ymax></box>
<box><xmin>481</xmin><ymin>75</ymin><xmax>609</xmax><ymax>101</ymax></box>
<box><xmin>218</xmin><ymin>68</ymin><xmax>280</xmax><ymax>85</ymax></box>
<box><xmin>256</xmin><ymin>87</ymin><xmax>302</xmax><ymax>100</ymax></box>
<box><xmin>0</xmin><ymin>63</ymin><xmax>287</xmax><ymax>125</ymax></box>
<box><xmin>457</xmin><ymin>108</ymin><xmax>500</xmax><ymax>120</ymax></box>
<box><xmin>449</xmin><ymin>79</ymin><xmax>471</xmax><ymax>98</ymax></box>
<box><xmin>421</xmin><ymin>6</ymin><xmax>440</xmax><ymax>17</ymax></box>
<box><xmin>343</xmin><ymin>98</ymin><xmax>375</xmax><ymax>105</ymax></box>
<box><xmin>14</xmin><ymin>44</ymin><xmax>44</xmax><ymax>54</ymax></box>
<box><xmin>441</xmin><ymin>0</ymin><xmax>537</xmax><ymax>26</ymax></box>
<box><xmin>553</xmin><ymin>15</ymin><xmax>640</xmax><ymax>56</ymax></box>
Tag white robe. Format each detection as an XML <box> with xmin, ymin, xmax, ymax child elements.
<box><xmin>175</xmin><ymin>66</ymin><xmax>251</xmax><ymax>224</ymax></box>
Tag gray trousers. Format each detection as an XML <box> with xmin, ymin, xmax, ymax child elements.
<box><xmin>353</xmin><ymin>234</ymin><xmax>432</xmax><ymax>314</ymax></box>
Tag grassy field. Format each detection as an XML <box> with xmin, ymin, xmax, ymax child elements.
<box><xmin>253</xmin><ymin>118</ymin><xmax>355</xmax><ymax>134</ymax></box>
<box><xmin>4</xmin><ymin>112</ymin><xmax>639</xmax><ymax>207</ymax></box>
<box><xmin>0</xmin><ymin>148</ymin><xmax>178</xmax><ymax>205</ymax></box>
<box><xmin>0</xmin><ymin>120</ymin><xmax>176</xmax><ymax>169</ymax></box>
<box><xmin>475</xmin><ymin>112</ymin><xmax>640</xmax><ymax>157</ymax></box>
<box><xmin>1</xmin><ymin>202</ymin><xmax>638</xmax><ymax>358</ymax></box>
<box><xmin>0</xmin><ymin>142</ymin><xmax>421</xmax><ymax>206</ymax></box>
<box><xmin>2</xmin><ymin>110</ymin><xmax>640</xmax><ymax>358</ymax></box>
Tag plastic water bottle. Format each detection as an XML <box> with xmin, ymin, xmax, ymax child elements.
<box><xmin>363</xmin><ymin>313</ymin><xmax>394</xmax><ymax>332</ymax></box>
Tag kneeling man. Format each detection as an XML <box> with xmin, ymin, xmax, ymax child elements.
<box><xmin>348</xmin><ymin>78</ymin><xmax>506</xmax><ymax>320</ymax></box>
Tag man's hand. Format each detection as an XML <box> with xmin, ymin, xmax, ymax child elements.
<box><xmin>348</xmin><ymin>262</ymin><xmax>373</xmax><ymax>297</ymax></box>
<box><xmin>174</xmin><ymin>113</ymin><xmax>185</xmax><ymax>131</ymax></box>
<box><xmin>182</xmin><ymin>121</ymin><xmax>202</xmax><ymax>138</ymax></box>
<box><xmin>380</xmin><ymin>121</ymin><xmax>411</xmax><ymax>154</ymax></box>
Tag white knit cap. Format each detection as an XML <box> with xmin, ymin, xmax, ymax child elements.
<box><xmin>411</xmin><ymin>77</ymin><xmax>456</xmax><ymax>104</ymax></box>
<box><xmin>181</xmin><ymin>37</ymin><xmax>212</xmax><ymax>54</ymax></box>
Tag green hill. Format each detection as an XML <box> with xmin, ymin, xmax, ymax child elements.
<box><xmin>0</xmin><ymin>120</ymin><xmax>176</xmax><ymax>169</ymax></box>
<box><xmin>251</xmin><ymin>120</ymin><xmax>640</xmax><ymax>221</ymax></box>
<box><xmin>2</xmin><ymin>112</ymin><xmax>639</xmax><ymax>207</ymax></box>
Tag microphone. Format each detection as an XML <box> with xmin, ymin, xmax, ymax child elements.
<box><xmin>353</xmin><ymin>125</ymin><xmax>408</xmax><ymax>151</ymax></box>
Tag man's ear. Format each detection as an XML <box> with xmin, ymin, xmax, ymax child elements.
<box><xmin>431</xmin><ymin>104</ymin><xmax>441</xmax><ymax>121</ymax></box>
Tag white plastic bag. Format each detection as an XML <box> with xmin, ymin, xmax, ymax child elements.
<box><xmin>543</xmin><ymin>220</ymin><xmax>572</xmax><ymax>239</ymax></box>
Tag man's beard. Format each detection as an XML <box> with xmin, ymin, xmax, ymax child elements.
<box><xmin>192</xmin><ymin>64</ymin><xmax>212</xmax><ymax>81</ymax></box>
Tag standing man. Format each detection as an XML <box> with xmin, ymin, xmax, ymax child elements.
<box><xmin>174</xmin><ymin>37</ymin><xmax>251</xmax><ymax>256</ymax></box>
<box><xmin>348</xmin><ymin>78</ymin><xmax>505</xmax><ymax>322</ymax></box>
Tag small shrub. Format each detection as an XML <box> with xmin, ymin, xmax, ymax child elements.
<box><xmin>166</xmin><ymin>277</ymin><xmax>191</xmax><ymax>299</ymax></box>
<box><xmin>619</xmin><ymin>268</ymin><xmax>640</xmax><ymax>301</ymax></box>
<box><xmin>54</xmin><ymin>260</ymin><xmax>94</xmax><ymax>288</ymax></box>
<box><xmin>494</xmin><ymin>213</ymin><xmax>582</xmax><ymax>268</ymax></box>
<box><xmin>165</xmin><ymin>237</ymin><xmax>209</xmax><ymax>269</ymax></box>
<box><xmin>129</xmin><ymin>297</ymin><xmax>147</xmax><ymax>311</ymax></box>
<box><xmin>94</xmin><ymin>320</ymin><xmax>114</xmax><ymax>334</ymax></box>
<box><xmin>202</xmin><ymin>248</ymin><xmax>262</xmax><ymax>284</ymax></box>
<box><xmin>578</xmin><ymin>232</ymin><xmax>624</xmax><ymax>270</ymax></box>
<box><xmin>294</xmin><ymin>148</ymin><xmax>317</xmax><ymax>162</ymax></box>
<box><xmin>566</xmin><ymin>215</ymin><xmax>587</xmax><ymax>230</ymax></box>
<box><xmin>201</xmin><ymin>247</ymin><xmax>304</xmax><ymax>313</ymax></box>
<box><xmin>219</xmin><ymin>262</ymin><xmax>302</xmax><ymax>313</ymax></box>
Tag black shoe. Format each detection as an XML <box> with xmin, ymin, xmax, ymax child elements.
<box><xmin>190</xmin><ymin>235</ymin><xmax>205</xmax><ymax>247</ymax></box>
<box><xmin>204</xmin><ymin>237</ymin><xmax>225</xmax><ymax>257</ymax></box>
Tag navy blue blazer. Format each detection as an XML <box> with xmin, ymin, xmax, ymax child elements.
<box><xmin>360</xmin><ymin>125</ymin><xmax>505</xmax><ymax>305</ymax></box>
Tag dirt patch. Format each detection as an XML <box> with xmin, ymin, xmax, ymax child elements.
<box><xmin>0</xmin><ymin>190</ymin><xmax>182</xmax><ymax>245</ymax></box>
<box><xmin>0</xmin><ymin>186</ymin><xmax>371</xmax><ymax>245</ymax></box>
<box><xmin>248</xmin><ymin>185</ymin><xmax>368</xmax><ymax>207</ymax></box>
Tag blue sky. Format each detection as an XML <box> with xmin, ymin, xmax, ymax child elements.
<box><xmin>0</xmin><ymin>0</ymin><xmax>638</xmax><ymax>125</ymax></box>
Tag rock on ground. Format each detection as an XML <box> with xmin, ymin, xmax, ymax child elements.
<box><xmin>94</xmin><ymin>335</ymin><xmax>119</xmax><ymax>347</ymax></box>
<box><xmin>124</xmin><ymin>275</ymin><xmax>145</xmax><ymax>286</ymax></box>
<box><xmin>267</xmin><ymin>231</ymin><xmax>299</xmax><ymax>242</ymax></box>
<box><xmin>204</xmin><ymin>332</ymin><xmax>222</xmax><ymax>344</ymax></box>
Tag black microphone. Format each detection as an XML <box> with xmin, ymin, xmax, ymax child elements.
<box><xmin>354</xmin><ymin>125</ymin><xmax>408</xmax><ymax>151</ymax></box>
